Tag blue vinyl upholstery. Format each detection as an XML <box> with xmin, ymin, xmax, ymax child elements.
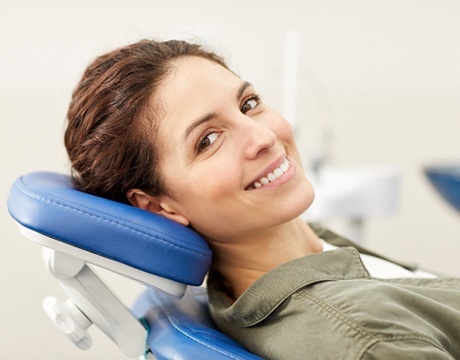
<box><xmin>133</xmin><ymin>287</ymin><xmax>263</xmax><ymax>359</ymax></box>
<box><xmin>7</xmin><ymin>172</ymin><xmax>211</xmax><ymax>285</ymax></box>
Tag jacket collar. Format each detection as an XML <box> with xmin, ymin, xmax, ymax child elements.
<box><xmin>209</xmin><ymin>247</ymin><xmax>371</xmax><ymax>327</ymax></box>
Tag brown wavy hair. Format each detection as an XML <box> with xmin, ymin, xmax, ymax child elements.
<box><xmin>65</xmin><ymin>39</ymin><xmax>227</xmax><ymax>204</ymax></box>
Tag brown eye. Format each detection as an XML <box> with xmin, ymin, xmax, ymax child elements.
<box><xmin>197</xmin><ymin>132</ymin><xmax>219</xmax><ymax>152</ymax></box>
<box><xmin>241</xmin><ymin>97</ymin><xmax>259</xmax><ymax>114</ymax></box>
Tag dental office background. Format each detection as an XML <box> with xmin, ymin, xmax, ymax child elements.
<box><xmin>1</xmin><ymin>1</ymin><xmax>459</xmax><ymax>358</ymax></box>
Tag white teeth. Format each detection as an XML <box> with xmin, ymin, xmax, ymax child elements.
<box><xmin>260</xmin><ymin>177</ymin><xmax>269</xmax><ymax>185</ymax></box>
<box><xmin>274</xmin><ymin>168</ymin><xmax>283</xmax><ymax>178</ymax></box>
<box><xmin>251</xmin><ymin>159</ymin><xmax>290</xmax><ymax>189</ymax></box>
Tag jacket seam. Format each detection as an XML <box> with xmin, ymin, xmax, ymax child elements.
<box><xmin>301</xmin><ymin>290</ymin><xmax>450</xmax><ymax>359</ymax></box>
<box><xmin>299</xmin><ymin>290</ymin><xmax>377</xmax><ymax>343</ymax></box>
<box><xmin>356</xmin><ymin>335</ymin><xmax>452</xmax><ymax>359</ymax></box>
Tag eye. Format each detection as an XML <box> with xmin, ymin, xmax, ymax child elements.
<box><xmin>197</xmin><ymin>131</ymin><xmax>219</xmax><ymax>153</ymax></box>
<box><xmin>241</xmin><ymin>95</ymin><xmax>261</xmax><ymax>114</ymax></box>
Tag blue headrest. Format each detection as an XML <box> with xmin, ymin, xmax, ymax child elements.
<box><xmin>7</xmin><ymin>172</ymin><xmax>212</xmax><ymax>286</ymax></box>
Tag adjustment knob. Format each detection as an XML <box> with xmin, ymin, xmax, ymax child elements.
<box><xmin>43</xmin><ymin>296</ymin><xmax>92</xmax><ymax>350</ymax></box>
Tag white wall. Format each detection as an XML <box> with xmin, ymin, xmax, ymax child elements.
<box><xmin>1</xmin><ymin>1</ymin><xmax>459</xmax><ymax>358</ymax></box>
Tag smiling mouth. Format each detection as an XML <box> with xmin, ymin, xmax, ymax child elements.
<box><xmin>245</xmin><ymin>158</ymin><xmax>291</xmax><ymax>190</ymax></box>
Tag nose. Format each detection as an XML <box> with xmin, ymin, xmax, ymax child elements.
<box><xmin>241</xmin><ymin>117</ymin><xmax>277</xmax><ymax>160</ymax></box>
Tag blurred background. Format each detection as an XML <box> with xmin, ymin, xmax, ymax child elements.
<box><xmin>1</xmin><ymin>0</ymin><xmax>459</xmax><ymax>358</ymax></box>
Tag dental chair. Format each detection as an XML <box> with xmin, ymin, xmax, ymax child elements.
<box><xmin>7</xmin><ymin>172</ymin><xmax>263</xmax><ymax>359</ymax></box>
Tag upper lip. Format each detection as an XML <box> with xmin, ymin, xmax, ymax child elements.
<box><xmin>245</xmin><ymin>155</ymin><xmax>287</xmax><ymax>189</ymax></box>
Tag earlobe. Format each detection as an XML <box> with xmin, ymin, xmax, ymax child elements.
<box><xmin>158</xmin><ymin>202</ymin><xmax>191</xmax><ymax>227</ymax></box>
<box><xmin>126</xmin><ymin>189</ymin><xmax>190</xmax><ymax>227</ymax></box>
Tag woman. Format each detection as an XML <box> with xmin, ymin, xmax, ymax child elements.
<box><xmin>65</xmin><ymin>39</ymin><xmax>460</xmax><ymax>359</ymax></box>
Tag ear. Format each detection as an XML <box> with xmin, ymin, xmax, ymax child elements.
<box><xmin>126</xmin><ymin>189</ymin><xmax>190</xmax><ymax>227</ymax></box>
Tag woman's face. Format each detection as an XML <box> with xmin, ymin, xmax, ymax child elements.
<box><xmin>152</xmin><ymin>57</ymin><xmax>314</xmax><ymax>242</ymax></box>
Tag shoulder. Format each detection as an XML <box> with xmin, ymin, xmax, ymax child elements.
<box><xmin>209</xmin><ymin>274</ymin><xmax>460</xmax><ymax>359</ymax></box>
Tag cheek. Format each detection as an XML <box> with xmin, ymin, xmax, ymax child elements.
<box><xmin>193</xmin><ymin>161</ymin><xmax>242</xmax><ymax>201</ymax></box>
<box><xmin>272</xmin><ymin>117</ymin><xmax>300</xmax><ymax>156</ymax></box>
<box><xmin>277</xmin><ymin>118</ymin><xmax>296</xmax><ymax>141</ymax></box>
<box><xmin>264</xmin><ymin>110</ymin><xmax>295</xmax><ymax>141</ymax></box>
<box><xmin>165</xmin><ymin>160</ymin><xmax>241</xmax><ymax>209</ymax></box>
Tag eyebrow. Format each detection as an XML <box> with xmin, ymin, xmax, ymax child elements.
<box><xmin>184</xmin><ymin>81</ymin><xmax>253</xmax><ymax>140</ymax></box>
<box><xmin>237</xmin><ymin>81</ymin><xmax>252</xmax><ymax>101</ymax></box>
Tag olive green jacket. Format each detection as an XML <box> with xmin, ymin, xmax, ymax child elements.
<box><xmin>207</xmin><ymin>226</ymin><xmax>460</xmax><ymax>359</ymax></box>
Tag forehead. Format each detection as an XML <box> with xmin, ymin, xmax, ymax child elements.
<box><xmin>159</xmin><ymin>56</ymin><xmax>239</xmax><ymax>105</ymax></box>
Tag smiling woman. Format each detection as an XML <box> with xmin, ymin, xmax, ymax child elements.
<box><xmin>65</xmin><ymin>39</ymin><xmax>460</xmax><ymax>359</ymax></box>
<box><xmin>128</xmin><ymin>56</ymin><xmax>315</xmax><ymax>246</ymax></box>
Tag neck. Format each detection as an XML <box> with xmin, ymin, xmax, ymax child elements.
<box><xmin>207</xmin><ymin>218</ymin><xmax>322</xmax><ymax>300</ymax></box>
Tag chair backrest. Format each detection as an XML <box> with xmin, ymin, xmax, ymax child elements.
<box><xmin>7</xmin><ymin>172</ymin><xmax>212</xmax><ymax>289</ymax></box>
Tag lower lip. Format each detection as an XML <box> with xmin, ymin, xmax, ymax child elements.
<box><xmin>249</xmin><ymin>159</ymin><xmax>296</xmax><ymax>191</ymax></box>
